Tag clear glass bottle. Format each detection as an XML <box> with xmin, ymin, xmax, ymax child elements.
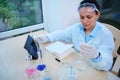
<box><xmin>58</xmin><ymin>62</ymin><xmax>77</xmax><ymax>80</ymax></box>
<box><xmin>67</xmin><ymin>65</ymin><xmax>77</xmax><ymax>80</ymax></box>
<box><xmin>25</xmin><ymin>55</ymin><xmax>37</xmax><ymax>80</ymax></box>
<box><xmin>43</xmin><ymin>68</ymin><xmax>52</xmax><ymax>80</ymax></box>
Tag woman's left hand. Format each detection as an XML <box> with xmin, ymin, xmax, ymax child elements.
<box><xmin>80</xmin><ymin>43</ymin><xmax>99</xmax><ymax>59</ymax></box>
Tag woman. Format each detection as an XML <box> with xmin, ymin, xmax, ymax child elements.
<box><xmin>35</xmin><ymin>0</ymin><xmax>115</xmax><ymax>71</ymax></box>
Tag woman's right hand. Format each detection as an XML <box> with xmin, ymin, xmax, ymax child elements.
<box><xmin>33</xmin><ymin>34</ymin><xmax>48</xmax><ymax>44</ymax></box>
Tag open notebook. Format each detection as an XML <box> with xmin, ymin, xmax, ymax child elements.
<box><xmin>45</xmin><ymin>41</ymin><xmax>74</xmax><ymax>59</ymax></box>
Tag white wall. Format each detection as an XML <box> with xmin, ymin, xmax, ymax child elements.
<box><xmin>44</xmin><ymin>0</ymin><xmax>82</xmax><ymax>32</ymax></box>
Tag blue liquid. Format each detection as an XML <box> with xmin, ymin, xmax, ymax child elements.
<box><xmin>44</xmin><ymin>77</ymin><xmax>52</xmax><ymax>80</ymax></box>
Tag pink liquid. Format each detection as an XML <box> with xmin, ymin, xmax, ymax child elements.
<box><xmin>25</xmin><ymin>67</ymin><xmax>37</xmax><ymax>78</ymax></box>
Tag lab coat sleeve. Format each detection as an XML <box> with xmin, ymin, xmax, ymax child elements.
<box><xmin>90</xmin><ymin>32</ymin><xmax>115</xmax><ymax>71</ymax></box>
<box><xmin>46</xmin><ymin>26</ymin><xmax>73</xmax><ymax>43</ymax></box>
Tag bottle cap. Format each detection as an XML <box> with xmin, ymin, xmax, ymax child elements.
<box><xmin>37</xmin><ymin>64</ymin><xmax>46</xmax><ymax>71</ymax></box>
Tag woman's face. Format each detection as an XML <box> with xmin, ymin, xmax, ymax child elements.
<box><xmin>79</xmin><ymin>7</ymin><xmax>100</xmax><ymax>31</ymax></box>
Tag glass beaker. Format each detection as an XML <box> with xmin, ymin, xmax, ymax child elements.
<box><xmin>74</xmin><ymin>53</ymin><xmax>89</xmax><ymax>71</ymax></box>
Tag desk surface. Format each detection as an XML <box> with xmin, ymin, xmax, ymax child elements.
<box><xmin>0</xmin><ymin>30</ymin><xmax>119</xmax><ymax>80</ymax></box>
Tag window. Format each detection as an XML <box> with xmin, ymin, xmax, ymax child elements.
<box><xmin>0</xmin><ymin>0</ymin><xmax>45</xmax><ymax>39</ymax></box>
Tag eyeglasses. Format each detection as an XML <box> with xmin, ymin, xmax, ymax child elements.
<box><xmin>78</xmin><ymin>2</ymin><xmax>99</xmax><ymax>13</ymax></box>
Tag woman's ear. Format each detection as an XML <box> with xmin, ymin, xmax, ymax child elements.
<box><xmin>96</xmin><ymin>12</ymin><xmax>100</xmax><ymax>20</ymax></box>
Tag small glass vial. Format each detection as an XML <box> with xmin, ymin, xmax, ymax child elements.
<box><xmin>25</xmin><ymin>55</ymin><xmax>37</xmax><ymax>80</ymax></box>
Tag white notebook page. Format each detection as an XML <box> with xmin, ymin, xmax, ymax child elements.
<box><xmin>45</xmin><ymin>41</ymin><xmax>73</xmax><ymax>54</ymax></box>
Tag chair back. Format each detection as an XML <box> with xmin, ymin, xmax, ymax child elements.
<box><xmin>103</xmin><ymin>23</ymin><xmax>120</xmax><ymax>58</ymax></box>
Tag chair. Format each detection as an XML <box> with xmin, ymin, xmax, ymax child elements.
<box><xmin>111</xmin><ymin>55</ymin><xmax>120</xmax><ymax>77</ymax></box>
<box><xmin>103</xmin><ymin>23</ymin><xmax>120</xmax><ymax>78</ymax></box>
<box><xmin>103</xmin><ymin>23</ymin><xmax>120</xmax><ymax>58</ymax></box>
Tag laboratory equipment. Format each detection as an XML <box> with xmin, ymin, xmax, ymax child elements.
<box><xmin>58</xmin><ymin>62</ymin><xmax>77</xmax><ymax>80</ymax></box>
<box><xmin>43</xmin><ymin>68</ymin><xmax>52</xmax><ymax>80</ymax></box>
<box><xmin>25</xmin><ymin>55</ymin><xmax>37</xmax><ymax>79</ymax></box>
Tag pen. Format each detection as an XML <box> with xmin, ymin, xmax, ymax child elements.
<box><xmin>55</xmin><ymin>58</ymin><xmax>61</xmax><ymax>62</ymax></box>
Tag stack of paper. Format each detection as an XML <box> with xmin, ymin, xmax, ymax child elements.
<box><xmin>45</xmin><ymin>41</ymin><xmax>74</xmax><ymax>59</ymax></box>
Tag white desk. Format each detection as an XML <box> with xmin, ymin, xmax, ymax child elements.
<box><xmin>0</xmin><ymin>30</ymin><xmax>119</xmax><ymax>80</ymax></box>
